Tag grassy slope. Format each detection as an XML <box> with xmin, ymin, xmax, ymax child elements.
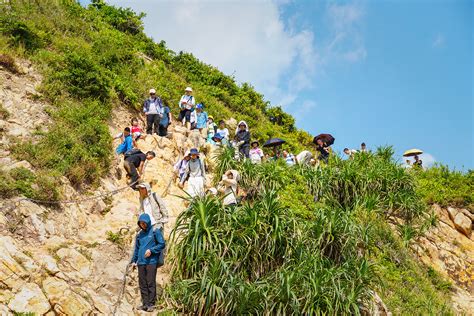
<box><xmin>0</xmin><ymin>1</ymin><xmax>468</xmax><ymax>314</ymax></box>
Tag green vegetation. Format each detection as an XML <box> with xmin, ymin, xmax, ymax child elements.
<box><xmin>414</xmin><ymin>164</ymin><xmax>474</xmax><ymax>211</ymax></box>
<box><xmin>0</xmin><ymin>167</ymin><xmax>59</xmax><ymax>201</ymax></box>
<box><xmin>168</xmin><ymin>147</ymin><xmax>452</xmax><ymax>314</ymax></box>
<box><xmin>1</xmin><ymin>0</ymin><xmax>312</xmax><ymax>194</ymax></box>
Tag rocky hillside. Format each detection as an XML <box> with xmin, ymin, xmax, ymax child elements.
<box><xmin>1</xmin><ymin>1</ymin><xmax>473</xmax><ymax>315</ymax></box>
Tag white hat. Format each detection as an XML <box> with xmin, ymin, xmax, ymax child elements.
<box><xmin>149</xmin><ymin>88</ymin><xmax>156</xmax><ymax>94</ymax></box>
<box><xmin>185</xmin><ymin>87</ymin><xmax>193</xmax><ymax>92</ymax></box>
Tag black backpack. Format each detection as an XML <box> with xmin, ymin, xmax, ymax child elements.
<box><xmin>124</xmin><ymin>148</ymin><xmax>142</xmax><ymax>159</ymax></box>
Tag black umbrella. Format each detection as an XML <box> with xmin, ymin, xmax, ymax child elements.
<box><xmin>313</xmin><ymin>134</ymin><xmax>335</xmax><ymax>146</ymax></box>
<box><xmin>263</xmin><ymin>138</ymin><xmax>286</xmax><ymax>148</ymax></box>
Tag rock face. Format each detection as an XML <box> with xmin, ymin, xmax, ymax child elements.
<box><xmin>413</xmin><ymin>205</ymin><xmax>474</xmax><ymax>313</ymax></box>
<box><xmin>8</xmin><ymin>283</ymin><xmax>50</xmax><ymax>314</ymax></box>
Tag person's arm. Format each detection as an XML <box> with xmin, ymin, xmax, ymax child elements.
<box><xmin>243</xmin><ymin>131</ymin><xmax>250</xmax><ymax>144</ymax></box>
<box><xmin>143</xmin><ymin>100</ymin><xmax>148</xmax><ymax>114</ymax></box>
<box><xmin>149</xmin><ymin>229</ymin><xmax>166</xmax><ymax>254</ymax></box>
<box><xmin>167</xmin><ymin>107</ymin><xmax>172</xmax><ymax>125</ymax></box>
<box><xmin>200</xmin><ymin>159</ymin><xmax>206</xmax><ymax>179</ymax></box>
<box><xmin>131</xmin><ymin>235</ymin><xmax>139</xmax><ymax>263</ymax></box>
<box><xmin>138</xmin><ymin>160</ymin><xmax>145</xmax><ymax>175</ymax></box>
<box><xmin>180</xmin><ymin>163</ymin><xmax>190</xmax><ymax>185</ymax></box>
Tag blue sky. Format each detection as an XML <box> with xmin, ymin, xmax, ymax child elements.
<box><xmin>84</xmin><ymin>0</ymin><xmax>472</xmax><ymax>169</ymax></box>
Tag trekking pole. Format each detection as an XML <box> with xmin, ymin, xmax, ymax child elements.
<box><xmin>112</xmin><ymin>233</ymin><xmax>137</xmax><ymax>316</ymax></box>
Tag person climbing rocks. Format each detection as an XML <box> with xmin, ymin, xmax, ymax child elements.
<box><xmin>174</xmin><ymin>150</ymin><xmax>191</xmax><ymax>183</ymax></box>
<box><xmin>124</xmin><ymin>150</ymin><xmax>156</xmax><ymax>190</ymax></box>
<box><xmin>296</xmin><ymin>150</ymin><xmax>313</xmax><ymax>165</ymax></box>
<box><xmin>249</xmin><ymin>141</ymin><xmax>264</xmax><ymax>164</ymax></box>
<box><xmin>130</xmin><ymin>213</ymin><xmax>166</xmax><ymax>312</ymax></box>
<box><xmin>343</xmin><ymin>148</ymin><xmax>358</xmax><ymax>159</ymax></box>
<box><xmin>137</xmin><ymin>182</ymin><xmax>169</xmax><ymax>231</ymax></box>
<box><xmin>178</xmin><ymin>87</ymin><xmax>195</xmax><ymax>130</ymax></box>
<box><xmin>206</xmin><ymin>116</ymin><xmax>217</xmax><ymax>144</ymax></box>
<box><xmin>158</xmin><ymin>101</ymin><xmax>171</xmax><ymax>137</ymax></box>
<box><xmin>116</xmin><ymin>127</ymin><xmax>133</xmax><ymax>155</ymax></box>
<box><xmin>216</xmin><ymin>120</ymin><xmax>229</xmax><ymax>140</ymax></box>
<box><xmin>413</xmin><ymin>155</ymin><xmax>423</xmax><ymax>168</ymax></box>
<box><xmin>179</xmin><ymin>148</ymin><xmax>206</xmax><ymax>197</ymax></box>
<box><xmin>234</xmin><ymin>121</ymin><xmax>250</xmax><ymax>158</ymax></box>
<box><xmin>218</xmin><ymin>170</ymin><xmax>240</xmax><ymax>207</ymax></box>
<box><xmin>315</xmin><ymin>138</ymin><xmax>331</xmax><ymax>163</ymax></box>
<box><xmin>195</xmin><ymin>103</ymin><xmax>208</xmax><ymax>138</ymax></box>
<box><xmin>282</xmin><ymin>150</ymin><xmax>296</xmax><ymax>166</ymax></box>
<box><xmin>143</xmin><ymin>89</ymin><xmax>163</xmax><ymax>135</ymax></box>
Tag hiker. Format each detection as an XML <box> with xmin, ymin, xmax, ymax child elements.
<box><xmin>404</xmin><ymin>159</ymin><xmax>412</xmax><ymax>169</ymax></box>
<box><xmin>195</xmin><ymin>104</ymin><xmax>208</xmax><ymax>138</ymax></box>
<box><xmin>179</xmin><ymin>148</ymin><xmax>206</xmax><ymax>197</ymax></box>
<box><xmin>270</xmin><ymin>147</ymin><xmax>281</xmax><ymax>161</ymax></box>
<box><xmin>413</xmin><ymin>155</ymin><xmax>423</xmax><ymax>168</ymax></box>
<box><xmin>158</xmin><ymin>101</ymin><xmax>171</xmax><ymax>137</ymax></box>
<box><xmin>131</xmin><ymin>117</ymin><xmax>145</xmax><ymax>139</ymax></box>
<box><xmin>207</xmin><ymin>116</ymin><xmax>217</xmax><ymax>143</ymax></box>
<box><xmin>296</xmin><ymin>150</ymin><xmax>313</xmax><ymax>165</ymax></box>
<box><xmin>360</xmin><ymin>142</ymin><xmax>367</xmax><ymax>153</ymax></box>
<box><xmin>315</xmin><ymin>138</ymin><xmax>330</xmax><ymax>163</ymax></box>
<box><xmin>143</xmin><ymin>89</ymin><xmax>163</xmax><ymax>135</ymax></box>
<box><xmin>178</xmin><ymin>87</ymin><xmax>195</xmax><ymax>129</ymax></box>
<box><xmin>131</xmin><ymin>213</ymin><xmax>165</xmax><ymax>312</ymax></box>
<box><xmin>124</xmin><ymin>150</ymin><xmax>156</xmax><ymax>190</ymax></box>
<box><xmin>249</xmin><ymin>141</ymin><xmax>264</xmax><ymax>164</ymax></box>
<box><xmin>218</xmin><ymin>170</ymin><xmax>240</xmax><ymax>206</ymax></box>
<box><xmin>174</xmin><ymin>151</ymin><xmax>191</xmax><ymax>183</ymax></box>
<box><xmin>137</xmin><ymin>182</ymin><xmax>169</xmax><ymax>231</ymax></box>
<box><xmin>343</xmin><ymin>148</ymin><xmax>358</xmax><ymax>159</ymax></box>
<box><xmin>234</xmin><ymin>121</ymin><xmax>250</xmax><ymax>158</ymax></box>
<box><xmin>212</xmin><ymin>133</ymin><xmax>230</xmax><ymax>147</ymax></box>
<box><xmin>216</xmin><ymin>120</ymin><xmax>229</xmax><ymax>140</ymax></box>
<box><xmin>282</xmin><ymin>150</ymin><xmax>296</xmax><ymax>166</ymax></box>
<box><xmin>116</xmin><ymin>127</ymin><xmax>133</xmax><ymax>155</ymax></box>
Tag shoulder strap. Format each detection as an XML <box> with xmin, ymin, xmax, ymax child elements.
<box><xmin>152</xmin><ymin>192</ymin><xmax>161</xmax><ymax>210</ymax></box>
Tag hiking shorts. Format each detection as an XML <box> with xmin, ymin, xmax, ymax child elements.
<box><xmin>178</xmin><ymin>109</ymin><xmax>192</xmax><ymax>123</ymax></box>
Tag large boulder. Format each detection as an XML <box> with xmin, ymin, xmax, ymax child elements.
<box><xmin>453</xmin><ymin>212</ymin><xmax>472</xmax><ymax>238</ymax></box>
<box><xmin>8</xmin><ymin>283</ymin><xmax>50</xmax><ymax>315</ymax></box>
<box><xmin>56</xmin><ymin>248</ymin><xmax>91</xmax><ymax>279</ymax></box>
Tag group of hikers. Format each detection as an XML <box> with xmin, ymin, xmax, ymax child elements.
<box><xmin>113</xmin><ymin>86</ymin><xmax>423</xmax><ymax>311</ymax></box>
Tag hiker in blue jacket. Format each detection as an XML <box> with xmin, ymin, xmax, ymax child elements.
<box><xmin>115</xmin><ymin>127</ymin><xmax>133</xmax><ymax>155</ymax></box>
<box><xmin>131</xmin><ymin>213</ymin><xmax>166</xmax><ymax>312</ymax></box>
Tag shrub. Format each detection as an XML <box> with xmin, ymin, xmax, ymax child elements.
<box><xmin>0</xmin><ymin>53</ymin><xmax>19</xmax><ymax>73</ymax></box>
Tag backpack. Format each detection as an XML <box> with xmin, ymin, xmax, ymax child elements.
<box><xmin>152</xmin><ymin>227</ymin><xmax>165</xmax><ymax>268</ymax></box>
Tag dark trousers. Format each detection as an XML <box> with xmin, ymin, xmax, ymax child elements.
<box><xmin>239</xmin><ymin>145</ymin><xmax>250</xmax><ymax>158</ymax></box>
<box><xmin>123</xmin><ymin>159</ymin><xmax>139</xmax><ymax>190</ymax></box>
<box><xmin>158</xmin><ymin>124</ymin><xmax>168</xmax><ymax>137</ymax></box>
<box><xmin>146</xmin><ymin>114</ymin><xmax>160</xmax><ymax>135</ymax></box>
<box><xmin>178</xmin><ymin>109</ymin><xmax>191</xmax><ymax>122</ymax></box>
<box><xmin>137</xmin><ymin>264</ymin><xmax>158</xmax><ymax>307</ymax></box>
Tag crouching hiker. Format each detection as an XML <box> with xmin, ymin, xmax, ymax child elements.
<box><xmin>179</xmin><ymin>148</ymin><xmax>206</xmax><ymax>197</ymax></box>
<box><xmin>124</xmin><ymin>150</ymin><xmax>155</xmax><ymax>190</ymax></box>
<box><xmin>218</xmin><ymin>170</ymin><xmax>240</xmax><ymax>207</ymax></box>
<box><xmin>131</xmin><ymin>213</ymin><xmax>165</xmax><ymax>312</ymax></box>
<box><xmin>137</xmin><ymin>183</ymin><xmax>169</xmax><ymax>231</ymax></box>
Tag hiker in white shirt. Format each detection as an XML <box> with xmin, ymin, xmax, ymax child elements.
<box><xmin>178</xmin><ymin>87</ymin><xmax>196</xmax><ymax>130</ymax></box>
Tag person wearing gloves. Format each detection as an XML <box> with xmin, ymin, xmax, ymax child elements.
<box><xmin>143</xmin><ymin>89</ymin><xmax>164</xmax><ymax>135</ymax></box>
<box><xmin>234</xmin><ymin>121</ymin><xmax>251</xmax><ymax>158</ymax></box>
<box><xmin>218</xmin><ymin>170</ymin><xmax>240</xmax><ymax>206</ymax></box>
<box><xmin>130</xmin><ymin>213</ymin><xmax>166</xmax><ymax>312</ymax></box>
<box><xmin>178</xmin><ymin>87</ymin><xmax>195</xmax><ymax>130</ymax></box>
<box><xmin>179</xmin><ymin>148</ymin><xmax>206</xmax><ymax>197</ymax></box>
<box><xmin>137</xmin><ymin>182</ymin><xmax>169</xmax><ymax>231</ymax></box>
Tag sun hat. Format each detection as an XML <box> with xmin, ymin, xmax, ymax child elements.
<box><xmin>212</xmin><ymin>133</ymin><xmax>223</xmax><ymax>141</ymax></box>
<box><xmin>185</xmin><ymin>87</ymin><xmax>193</xmax><ymax>92</ymax></box>
<box><xmin>208</xmin><ymin>115</ymin><xmax>214</xmax><ymax>120</ymax></box>
<box><xmin>251</xmin><ymin>140</ymin><xmax>259</xmax><ymax>146</ymax></box>
<box><xmin>190</xmin><ymin>148</ymin><xmax>199</xmax><ymax>155</ymax></box>
<box><xmin>196</xmin><ymin>103</ymin><xmax>203</xmax><ymax>109</ymax></box>
<box><xmin>149</xmin><ymin>88</ymin><xmax>156</xmax><ymax>94</ymax></box>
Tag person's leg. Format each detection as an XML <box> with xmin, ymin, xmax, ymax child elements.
<box><xmin>123</xmin><ymin>160</ymin><xmax>132</xmax><ymax>177</ymax></box>
<box><xmin>158</xmin><ymin>124</ymin><xmax>167</xmax><ymax>137</ymax></box>
<box><xmin>243</xmin><ymin>145</ymin><xmax>250</xmax><ymax>158</ymax></box>
<box><xmin>153</xmin><ymin>114</ymin><xmax>160</xmax><ymax>135</ymax></box>
<box><xmin>146</xmin><ymin>115</ymin><xmax>154</xmax><ymax>135</ymax></box>
<box><xmin>185</xmin><ymin>110</ymin><xmax>191</xmax><ymax>130</ymax></box>
<box><xmin>145</xmin><ymin>264</ymin><xmax>158</xmax><ymax>307</ymax></box>
<box><xmin>137</xmin><ymin>265</ymin><xmax>149</xmax><ymax>309</ymax></box>
<box><xmin>178</xmin><ymin>110</ymin><xmax>186</xmax><ymax>126</ymax></box>
<box><xmin>127</xmin><ymin>161</ymin><xmax>139</xmax><ymax>189</ymax></box>
<box><xmin>200</xmin><ymin>127</ymin><xmax>208</xmax><ymax>139</ymax></box>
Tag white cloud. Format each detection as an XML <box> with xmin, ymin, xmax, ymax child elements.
<box><xmin>432</xmin><ymin>33</ymin><xmax>445</xmax><ymax>48</ymax></box>
<box><xmin>107</xmin><ymin>0</ymin><xmax>317</xmax><ymax>111</ymax></box>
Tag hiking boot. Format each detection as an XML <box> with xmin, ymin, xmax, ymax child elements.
<box><xmin>146</xmin><ymin>306</ymin><xmax>155</xmax><ymax>312</ymax></box>
<box><xmin>137</xmin><ymin>305</ymin><xmax>147</xmax><ymax>311</ymax></box>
